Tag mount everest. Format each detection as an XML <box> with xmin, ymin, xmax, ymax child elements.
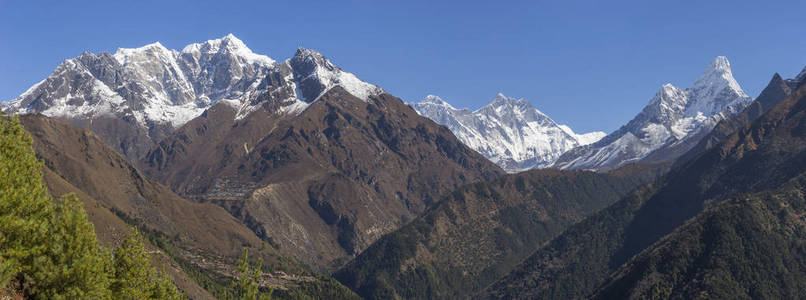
<box><xmin>411</xmin><ymin>94</ymin><xmax>605</xmax><ymax>172</ymax></box>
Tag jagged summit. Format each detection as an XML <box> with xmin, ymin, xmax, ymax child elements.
<box><xmin>419</xmin><ymin>94</ymin><xmax>456</xmax><ymax>108</ymax></box>
<box><xmin>689</xmin><ymin>56</ymin><xmax>748</xmax><ymax>116</ymax></box>
<box><xmin>113</xmin><ymin>41</ymin><xmax>175</xmax><ymax>65</ymax></box>
<box><xmin>118</xmin><ymin>41</ymin><xmax>169</xmax><ymax>53</ymax></box>
<box><xmin>476</xmin><ymin>93</ymin><xmax>559</xmax><ymax>130</ymax></box>
<box><xmin>2</xmin><ymin>35</ymin><xmax>382</xmax><ymax>160</ymax></box>
<box><xmin>180</xmin><ymin>33</ymin><xmax>275</xmax><ymax>65</ymax></box>
<box><xmin>486</xmin><ymin>93</ymin><xmax>530</xmax><ymax>107</ymax></box>
<box><xmin>423</xmin><ymin>94</ymin><xmax>446</xmax><ymax>103</ymax></box>
<box><xmin>492</xmin><ymin>92</ymin><xmax>513</xmax><ymax>101</ymax></box>
<box><xmin>694</xmin><ymin>56</ymin><xmax>736</xmax><ymax>84</ymax></box>
<box><xmin>290</xmin><ymin>46</ymin><xmax>382</xmax><ymax>102</ymax></box>
<box><xmin>412</xmin><ymin>93</ymin><xmax>604</xmax><ymax>172</ymax></box>
<box><xmin>291</xmin><ymin>47</ymin><xmax>339</xmax><ymax>76</ymax></box>
<box><xmin>554</xmin><ymin>56</ymin><xmax>753</xmax><ymax>171</ymax></box>
<box><xmin>293</xmin><ymin>47</ymin><xmax>326</xmax><ymax>61</ymax></box>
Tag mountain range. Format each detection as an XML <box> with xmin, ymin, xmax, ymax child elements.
<box><xmin>2</xmin><ymin>35</ymin><xmax>753</xmax><ymax>174</ymax></box>
<box><xmin>2</xmin><ymin>34</ymin><xmax>382</xmax><ymax>161</ymax></box>
<box><xmin>2</xmin><ymin>34</ymin><xmax>508</xmax><ymax>297</ymax></box>
<box><xmin>3</xmin><ymin>34</ymin><xmax>506</xmax><ymax>270</ymax></box>
<box><xmin>410</xmin><ymin>56</ymin><xmax>751</xmax><ymax>172</ymax></box>
<box><xmin>554</xmin><ymin>56</ymin><xmax>753</xmax><ymax>171</ymax></box>
<box><xmin>140</xmin><ymin>86</ymin><xmax>503</xmax><ymax>269</ymax></box>
<box><xmin>5</xmin><ymin>33</ymin><xmax>806</xmax><ymax>300</ymax></box>
<box><xmin>411</xmin><ymin>94</ymin><xmax>605</xmax><ymax>172</ymax></box>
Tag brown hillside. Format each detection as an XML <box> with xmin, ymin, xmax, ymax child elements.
<box><xmin>143</xmin><ymin>87</ymin><xmax>505</xmax><ymax>269</ymax></box>
<box><xmin>18</xmin><ymin>114</ymin><xmax>341</xmax><ymax>298</ymax></box>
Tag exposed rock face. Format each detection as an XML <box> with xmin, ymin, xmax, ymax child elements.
<box><xmin>554</xmin><ymin>56</ymin><xmax>753</xmax><ymax>171</ymax></box>
<box><xmin>411</xmin><ymin>94</ymin><xmax>605</xmax><ymax>172</ymax></box>
<box><xmin>2</xmin><ymin>34</ymin><xmax>382</xmax><ymax>160</ymax></box>
<box><xmin>142</xmin><ymin>87</ymin><xmax>504</xmax><ymax>269</ymax></box>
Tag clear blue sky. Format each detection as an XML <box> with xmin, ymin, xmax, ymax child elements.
<box><xmin>2</xmin><ymin>0</ymin><xmax>806</xmax><ymax>133</ymax></box>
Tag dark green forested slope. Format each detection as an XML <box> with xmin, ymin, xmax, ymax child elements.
<box><xmin>334</xmin><ymin>164</ymin><xmax>663</xmax><ymax>299</ymax></box>
<box><xmin>487</xmin><ymin>73</ymin><xmax>806</xmax><ymax>299</ymax></box>
<box><xmin>593</xmin><ymin>173</ymin><xmax>806</xmax><ymax>299</ymax></box>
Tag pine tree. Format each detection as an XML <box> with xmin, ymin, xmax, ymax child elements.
<box><xmin>235</xmin><ymin>249</ymin><xmax>272</xmax><ymax>300</ymax></box>
<box><xmin>35</xmin><ymin>194</ymin><xmax>112</xmax><ymax>299</ymax></box>
<box><xmin>0</xmin><ymin>116</ymin><xmax>56</xmax><ymax>296</ymax></box>
<box><xmin>111</xmin><ymin>230</ymin><xmax>154</xmax><ymax>298</ymax></box>
<box><xmin>150</xmin><ymin>269</ymin><xmax>183</xmax><ymax>300</ymax></box>
<box><xmin>112</xmin><ymin>230</ymin><xmax>184</xmax><ymax>299</ymax></box>
<box><xmin>0</xmin><ymin>256</ymin><xmax>17</xmax><ymax>298</ymax></box>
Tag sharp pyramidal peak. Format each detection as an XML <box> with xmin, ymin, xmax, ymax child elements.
<box><xmin>553</xmin><ymin>56</ymin><xmax>752</xmax><ymax>171</ymax></box>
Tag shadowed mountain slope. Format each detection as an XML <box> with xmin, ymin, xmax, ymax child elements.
<box><xmin>593</xmin><ymin>172</ymin><xmax>806</xmax><ymax>299</ymax></box>
<box><xmin>486</xmin><ymin>70</ymin><xmax>806</xmax><ymax>299</ymax></box>
<box><xmin>334</xmin><ymin>163</ymin><xmax>665</xmax><ymax>299</ymax></box>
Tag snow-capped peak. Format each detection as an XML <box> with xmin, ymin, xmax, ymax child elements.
<box><xmin>423</xmin><ymin>94</ymin><xmax>446</xmax><ymax>103</ymax></box>
<box><xmin>181</xmin><ymin>33</ymin><xmax>275</xmax><ymax>65</ymax></box>
<box><xmin>3</xmin><ymin>35</ymin><xmax>386</xmax><ymax>159</ymax></box>
<box><xmin>4</xmin><ymin>35</ymin><xmax>385</xmax><ymax>130</ymax></box>
<box><xmin>294</xmin><ymin>47</ymin><xmax>329</xmax><ymax>65</ymax></box>
<box><xmin>118</xmin><ymin>41</ymin><xmax>168</xmax><ymax>53</ymax></box>
<box><xmin>693</xmin><ymin>56</ymin><xmax>744</xmax><ymax>96</ymax></box>
<box><xmin>412</xmin><ymin>93</ymin><xmax>605</xmax><ymax>172</ymax></box>
<box><xmin>220</xmin><ymin>33</ymin><xmax>248</xmax><ymax>49</ymax></box>
<box><xmin>645</xmin><ymin>83</ymin><xmax>688</xmax><ymax>121</ymax></box>
<box><xmin>483</xmin><ymin>93</ymin><xmax>523</xmax><ymax>111</ymax></box>
<box><xmin>688</xmin><ymin>56</ymin><xmax>749</xmax><ymax>117</ymax></box>
<box><xmin>113</xmin><ymin>41</ymin><xmax>175</xmax><ymax>65</ymax></box>
<box><xmin>420</xmin><ymin>95</ymin><xmax>456</xmax><ymax>109</ymax></box>
<box><xmin>289</xmin><ymin>47</ymin><xmax>382</xmax><ymax>102</ymax></box>
<box><xmin>477</xmin><ymin>93</ymin><xmax>555</xmax><ymax>125</ymax></box>
<box><xmin>554</xmin><ymin>56</ymin><xmax>752</xmax><ymax>171</ymax></box>
<box><xmin>489</xmin><ymin>93</ymin><xmax>525</xmax><ymax>106</ymax></box>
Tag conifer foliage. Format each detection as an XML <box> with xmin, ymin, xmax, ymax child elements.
<box><xmin>0</xmin><ymin>116</ymin><xmax>55</xmax><ymax>297</ymax></box>
<box><xmin>111</xmin><ymin>231</ymin><xmax>182</xmax><ymax>299</ymax></box>
<box><xmin>0</xmin><ymin>116</ymin><xmax>183</xmax><ymax>299</ymax></box>
<box><xmin>235</xmin><ymin>249</ymin><xmax>272</xmax><ymax>300</ymax></box>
